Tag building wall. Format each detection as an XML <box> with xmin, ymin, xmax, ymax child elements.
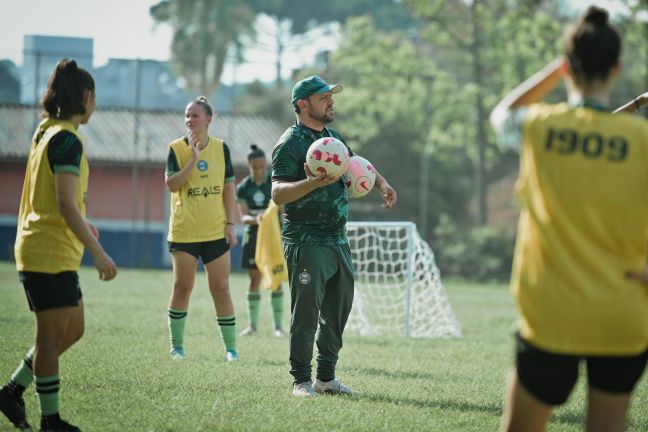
<box><xmin>88</xmin><ymin>164</ymin><xmax>167</xmax><ymax>221</ymax></box>
<box><xmin>0</xmin><ymin>161</ymin><xmax>244</xmax><ymax>269</ymax></box>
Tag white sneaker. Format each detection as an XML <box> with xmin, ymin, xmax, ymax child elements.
<box><xmin>240</xmin><ymin>326</ymin><xmax>257</xmax><ymax>336</ymax></box>
<box><xmin>292</xmin><ymin>381</ymin><xmax>319</xmax><ymax>397</ymax></box>
<box><xmin>225</xmin><ymin>350</ymin><xmax>239</xmax><ymax>363</ymax></box>
<box><xmin>273</xmin><ymin>328</ymin><xmax>286</xmax><ymax>338</ymax></box>
<box><xmin>170</xmin><ymin>347</ymin><xmax>186</xmax><ymax>360</ymax></box>
<box><xmin>313</xmin><ymin>378</ymin><xmax>355</xmax><ymax>395</ymax></box>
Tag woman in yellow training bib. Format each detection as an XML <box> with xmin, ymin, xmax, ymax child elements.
<box><xmin>0</xmin><ymin>58</ymin><xmax>117</xmax><ymax>432</ymax></box>
<box><xmin>491</xmin><ymin>7</ymin><xmax>648</xmax><ymax>432</ymax></box>
<box><xmin>165</xmin><ymin>96</ymin><xmax>239</xmax><ymax>362</ymax></box>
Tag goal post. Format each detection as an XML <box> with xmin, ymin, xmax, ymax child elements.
<box><xmin>346</xmin><ymin>221</ymin><xmax>462</xmax><ymax>339</ymax></box>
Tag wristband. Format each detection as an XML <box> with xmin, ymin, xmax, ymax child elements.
<box><xmin>226</xmin><ymin>222</ymin><xmax>234</xmax><ymax>226</ymax></box>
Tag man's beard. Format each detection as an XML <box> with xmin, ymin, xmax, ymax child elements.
<box><xmin>308</xmin><ymin>106</ymin><xmax>334</xmax><ymax>124</ymax></box>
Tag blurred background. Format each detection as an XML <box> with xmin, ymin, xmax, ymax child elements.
<box><xmin>0</xmin><ymin>0</ymin><xmax>646</xmax><ymax>281</ymax></box>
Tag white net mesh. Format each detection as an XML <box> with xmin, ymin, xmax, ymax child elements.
<box><xmin>345</xmin><ymin>222</ymin><xmax>462</xmax><ymax>339</ymax></box>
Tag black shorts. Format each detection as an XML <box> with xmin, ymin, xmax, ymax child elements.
<box><xmin>19</xmin><ymin>271</ymin><xmax>83</xmax><ymax>312</ymax></box>
<box><xmin>515</xmin><ymin>333</ymin><xmax>648</xmax><ymax>405</ymax></box>
<box><xmin>241</xmin><ymin>231</ymin><xmax>258</xmax><ymax>270</ymax></box>
<box><xmin>168</xmin><ymin>238</ymin><xmax>229</xmax><ymax>265</ymax></box>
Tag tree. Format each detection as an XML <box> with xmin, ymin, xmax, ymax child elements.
<box><xmin>150</xmin><ymin>0</ymin><xmax>256</xmax><ymax>95</ymax></box>
<box><xmin>404</xmin><ymin>0</ymin><xmax>563</xmax><ymax>225</ymax></box>
<box><xmin>325</xmin><ymin>17</ymin><xmax>474</xmax><ymax>229</ymax></box>
<box><xmin>243</xmin><ymin>0</ymin><xmax>419</xmax><ymax>86</ymax></box>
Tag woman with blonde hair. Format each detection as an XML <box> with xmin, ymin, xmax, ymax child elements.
<box><xmin>165</xmin><ymin>96</ymin><xmax>239</xmax><ymax>362</ymax></box>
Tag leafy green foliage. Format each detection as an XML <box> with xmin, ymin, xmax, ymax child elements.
<box><xmin>248</xmin><ymin>0</ymin><xmax>418</xmax><ymax>34</ymax></box>
<box><xmin>150</xmin><ymin>0</ymin><xmax>256</xmax><ymax>95</ymax></box>
<box><xmin>433</xmin><ymin>214</ymin><xmax>515</xmax><ymax>281</ymax></box>
<box><xmin>234</xmin><ymin>0</ymin><xmax>647</xmax><ymax>266</ymax></box>
<box><xmin>234</xmin><ymin>80</ymin><xmax>295</xmax><ymax>125</ymax></box>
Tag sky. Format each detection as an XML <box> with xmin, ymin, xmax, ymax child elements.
<box><xmin>0</xmin><ymin>0</ymin><xmax>634</xmax><ymax>85</ymax></box>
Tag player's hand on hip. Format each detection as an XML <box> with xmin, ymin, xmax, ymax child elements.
<box><xmin>380</xmin><ymin>183</ymin><xmax>398</xmax><ymax>209</ymax></box>
<box><xmin>92</xmin><ymin>250</ymin><xmax>117</xmax><ymax>281</ymax></box>
<box><xmin>304</xmin><ymin>163</ymin><xmax>340</xmax><ymax>189</ymax></box>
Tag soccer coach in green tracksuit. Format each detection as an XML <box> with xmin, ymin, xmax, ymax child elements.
<box><xmin>271</xmin><ymin>76</ymin><xmax>398</xmax><ymax>397</ymax></box>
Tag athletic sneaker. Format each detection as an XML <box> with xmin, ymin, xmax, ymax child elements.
<box><xmin>39</xmin><ymin>414</ymin><xmax>80</xmax><ymax>432</ymax></box>
<box><xmin>273</xmin><ymin>328</ymin><xmax>286</xmax><ymax>338</ymax></box>
<box><xmin>0</xmin><ymin>386</ymin><xmax>30</xmax><ymax>430</ymax></box>
<box><xmin>225</xmin><ymin>350</ymin><xmax>239</xmax><ymax>363</ymax></box>
<box><xmin>169</xmin><ymin>347</ymin><xmax>186</xmax><ymax>360</ymax></box>
<box><xmin>239</xmin><ymin>326</ymin><xmax>257</xmax><ymax>336</ymax></box>
<box><xmin>292</xmin><ymin>381</ymin><xmax>319</xmax><ymax>397</ymax></box>
<box><xmin>313</xmin><ymin>378</ymin><xmax>355</xmax><ymax>395</ymax></box>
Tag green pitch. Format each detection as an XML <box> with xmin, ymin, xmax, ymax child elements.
<box><xmin>0</xmin><ymin>262</ymin><xmax>645</xmax><ymax>431</ymax></box>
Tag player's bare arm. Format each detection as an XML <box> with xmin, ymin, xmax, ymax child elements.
<box><xmin>373</xmin><ymin>171</ymin><xmax>397</xmax><ymax>209</ymax></box>
<box><xmin>223</xmin><ymin>181</ymin><xmax>238</xmax><ymax>247</ymax></box>
<box><xmin>56</xmin><ymin>172</ymin><xmax>117</xmax><ymax>281</ymax></box>
<box><xmin>165</xmin><ymin>149</ymin><xmax>199</xmax><ymax>193</ymax></box>
<box><xmin>613</xmin><ymin>91</ymin><xmax>648</xmax><ymax>114</ymax></box>
<box><xmin>271</xmin><ymin>164</ymin><xmax>339</xmax><ymax>206</ymax></box>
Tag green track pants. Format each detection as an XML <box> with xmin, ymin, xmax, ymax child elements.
<box><xmin>284</xmin><ymin>243</ymin><xmax>355</xmax><ymax>384</ymax></box>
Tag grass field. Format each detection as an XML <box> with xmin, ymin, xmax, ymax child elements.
<box><xmin>0</xmin><ymin>261</ymin><xmax>646</xmax><ymax>432</ymax></box>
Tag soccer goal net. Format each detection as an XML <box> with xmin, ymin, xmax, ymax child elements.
<box><xmin>345</xmin><ymin>221</ymin><xmax>462</xmax><ymax>339</ymax></box>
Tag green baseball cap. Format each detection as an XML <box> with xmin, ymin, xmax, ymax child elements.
<box><xmin>291</xmin><ymin>75</ymin><xmax>343</xmax><ymax>107</ymax></box>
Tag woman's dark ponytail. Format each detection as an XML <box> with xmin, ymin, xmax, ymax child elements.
<box><xmin>41</xmin><ymin>58</ymin><xmax>94</xmax><ymax>119</ymax></box>
<box><xmin>247</xmin><ymin>144</ymin><xmax>265</xmax><ymax>161</ymax></box>
<box><xmin>564</xmin><ymin>6</ymin><xmax>621</xmax><ymax>83</ymax></box>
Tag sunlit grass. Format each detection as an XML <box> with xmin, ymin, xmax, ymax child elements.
<box><xmin>0</xmin><ymin>262</ymin><xmax>645</xmax><ymax>431</ymax></box>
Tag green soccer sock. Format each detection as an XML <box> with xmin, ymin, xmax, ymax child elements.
<box><xmin>271</xmin><ymin>290</ymin><xmax>284</xmax><ymax>330</ymax></box>
<box><xmin>168</xmin><ymin>308</ymin><xmax>188</xmax><ymax>349</ymax></box>
<box><xmin>5</xmin><ymin>347</ymin><xmax>34</xmax><ymax>397</ymax></box>
<box><xmin>217</xmin><ymin>315</ymin><xmax>237</xmax><ymax>353</ymax></box>
<box><xmin>35</xmin><ymin>374</ymin><xmax>59</xmax><ymax>417</ymax></box>
<box><xmin>247</xmin><ymin>292</ymin><xmax>261</xmax><ymax>329</ymax></box>
<box><xmin>10</xmin><ymin>346</ymin><xmax>34</xmax><ymax>387</ymax></box>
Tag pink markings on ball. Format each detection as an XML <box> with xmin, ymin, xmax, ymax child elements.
<box><xmin>313</xmin><ymin>149</ymin><xmax>323</xmax><ymax>161</ymax></box>
<box><xmin>347</xmin><ymin>159</ymin><xmax>364</xmax><ymax>177</ymax></box>
<box><xmin>326</xmin><ymin>153</ymin><xmax>344</xmax><ymax>166</ymax></box>
<box><xmin>316</xmin><ymin>166</ymin><xmax>327</xmax><ymax>175</ymax></box>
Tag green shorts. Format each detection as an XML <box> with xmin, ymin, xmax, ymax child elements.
<box><xmin>19</xmin><ymin>271</ymin><xmax>82</xmax><ymax>312</ymax></box>
<box><xmin>241</xmin><ymin>231</ymin><xmax>258</xmax><ymax>270</ymax></box>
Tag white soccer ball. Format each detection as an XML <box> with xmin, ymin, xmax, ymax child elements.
<box><xmin>344</xmin><ymin>155</ymin><xmax>376</xmax><ymax>198</ymax></box>
<box><xmin>306</xmin><ymin>137</ymin><xmax>350</xmax><ymax>178</ymax></box>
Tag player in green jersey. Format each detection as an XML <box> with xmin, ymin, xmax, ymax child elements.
<box><xmin>272</xmin><ymin>75</ymin><xmax>398</xmax><ymax>397</ymax></box>
<box><xmin>237</xmin><ymin>144</ymin><xmax>285</xmax><ymax>337</ymax></box>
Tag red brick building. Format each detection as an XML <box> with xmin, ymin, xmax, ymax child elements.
<box><xmin>0</xmin><ymin>104</ymin><xmax>284</xmax><ymax>268</ymax></box>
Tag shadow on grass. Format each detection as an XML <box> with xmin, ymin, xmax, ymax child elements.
<box><xmin>355</xmin><ymin>392</ymin><xmax>502</xmax><ymax>416</ymax></box>
<box><xmin>550</xmin><ymin>411</ymin><xmax>586</xmax><ymax>427</ymax></box>
<box><xmin>356</xmin><ymin>394</ymin><xmax>637</xmax><ymax>429</ymax></box>
<box><xmin>551</xmin><ymin>410</ymin><xmax>641</xmax><ymax>429</ymax></box>
<box><xmin>341</xmin><ymin>366</ymin><xmax>450</xmax><ymax>381</ymax></box>
<box><xmin>257</xmin><ymin>359</ymin><xmax>288</xmax><ymax>367</ymax></box>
